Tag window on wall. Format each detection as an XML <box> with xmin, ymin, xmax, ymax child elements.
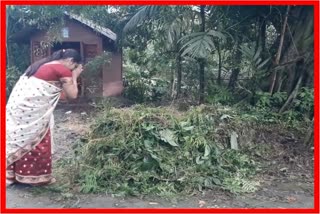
<box><xmin>61</xmin><ymin>27</ymin><xmax>69</xmax><ymax>38</ymax></box>
<box><xmin>32</xmin><ymin>41</ymin><xmax>49</xmax><ymax>62</ymax></box>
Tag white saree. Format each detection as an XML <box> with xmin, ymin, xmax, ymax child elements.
<box><xmin>6</xmin><ymin>75</ymin><xmax>61</xmax><ymax>168</ymax></box>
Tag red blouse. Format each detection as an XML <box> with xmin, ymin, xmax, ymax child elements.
<box><xmin>33</xmin><ymin>63</ymin><xmax>73</xmax><ymax>101</ymax></box>
<box><xmin>33</xmin><ymin>63</ymin><xmax>72</xmax><ymax>81</ymax></box>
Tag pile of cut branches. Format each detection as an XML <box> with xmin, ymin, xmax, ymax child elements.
<box><xmin>61</xmin><ymin>105</ymin><xmax>264</xmax><ymax>196</ymax></box>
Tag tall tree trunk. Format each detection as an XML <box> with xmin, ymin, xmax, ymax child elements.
<box><xmin>259</xmin><ymin>17</ymin><xmax>267</xmax><ymax>65</ymax></box>
<box><xmin>255</xmin><ymin>16</ymin><xmax>266</xmax><ymax>54</ymax></box>
<box><xmin>170</xmin><ymin>62</ymin><xmax>175</xmax><ymax>98</ymax></box>
<box><xmin>175</xmin><ymin>54</ymin><xmax>182</xmax><ymax>99</ymax></box>
<box><xmin>260</xmin><ymin>19</ymin><xmax>266</xmax><ymax>53</ymax></box>
<box><xmin>228</xmin><ymin>68</ymin><xmax>240</xmax><ymax>91</ymax></box>
<box><xmin>228</xmin><ymin>41</ymin><xmax>241</xmax><ymax>91</ymax></box>
<box><xmin>286</xmin><ymin>64</ymin><xmax>300</xmax><ymax>94</ymax></box>
<box><xmin>217</xmin><ymin>42</ymin><xmax>222</xmax><ymax>85</ymax></box>
<box><xmin>276</xmin><ymin>74</ymin><xmax>284</xmax><ymax>93</ymax></box>
<box><xmin>198</xmin><ymin>5</ymin><xmax>206</xmax><ymax>104</ymax></box>
<box><xmin>255</xmin><ymin>17</ymin><xmax>260</xmax><ymax>51</ymax></box>
<box><xmin>255</xmin><ymin>16</ymin><xmax>266</xmax><ymax>52</ymax></box>
<box><xmin>269</xmin><ymin>6</ymin><xmax>290</xmax><ymax>94</ymax></box>
<box><xmin>199</xmin><ymin>59</ymin><xmax>205</xmax><ymax>104</ymax></box>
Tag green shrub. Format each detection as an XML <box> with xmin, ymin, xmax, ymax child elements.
<box><xmin>206</xmin><ymin>85</ymin><xmax>235</xmax><ymax>105</ymax></box>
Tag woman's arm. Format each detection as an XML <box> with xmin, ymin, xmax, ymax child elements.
<box><xmin>60</xmin><ymin>65</ymin><xmax>83</xmax><ymax>99</ymax></box>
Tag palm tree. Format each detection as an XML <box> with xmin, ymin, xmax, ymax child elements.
<box><xmin>123</xmin><ymin>6</ymin><xmax>225</xmax><ymax>103</ymax></box>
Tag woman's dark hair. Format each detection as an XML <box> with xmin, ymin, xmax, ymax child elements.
<box><xmin>25</xmin><ymin>48</ymin><xmax>82</xmax><ymax>77</ymax></box>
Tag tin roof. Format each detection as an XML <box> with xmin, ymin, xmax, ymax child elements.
<box><xmin>65</xmin><ymin>12</ymin><xmax>117</xmax><ymax>41</ymax></box>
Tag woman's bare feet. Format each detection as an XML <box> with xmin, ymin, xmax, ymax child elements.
<box><xmin>6</xmin><ymin>179</ymin><xmax>14</xmax><ymax>187</ymax></box>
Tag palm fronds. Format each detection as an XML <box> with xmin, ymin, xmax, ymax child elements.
<box><xmin>123</xmin><ymin>6</ymin><xmax>160</xmax><ymax>33</ymax></box>
<box><xmin>179</xmin><ymin>30</ymin><xmax>226</xmax><ymax>59</ymax></box>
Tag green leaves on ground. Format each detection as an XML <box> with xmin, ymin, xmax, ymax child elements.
<box><xmin>67</xmin><ymin>105</ymin><xmax>261</xmax><ymax>196</ymax></box>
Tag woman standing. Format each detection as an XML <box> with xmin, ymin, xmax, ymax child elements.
<box><xmin>6</xmin><ymin>49</ymin><xmax>83</xmax><ymax>186</ymax></box>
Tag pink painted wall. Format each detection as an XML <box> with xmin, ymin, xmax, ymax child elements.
<box><xmin>102</xmin><ymin>52</ymin><xmax>123</xmax><ymax>96</ymax></box>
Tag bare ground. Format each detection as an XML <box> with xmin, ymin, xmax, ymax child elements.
<box><xmin>6</xmin><ymin>102</ymin><xmax>314</xmax><ymax>209</ymax></box>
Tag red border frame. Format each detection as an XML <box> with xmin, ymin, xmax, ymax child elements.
<box><xmin>1</xmin><ymin>1</ymin><xmax>319</xmax><ymax>214</ymax></box>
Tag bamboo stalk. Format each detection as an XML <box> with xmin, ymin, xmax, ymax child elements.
<box><xmin>269</xmin><ymin>6</ymin><xmax>290</xmax><ymax>94</ymax></box>
<box><xmin>279</xmin><ymin>73</ymin><xmax>302</xmax><ymax>113</ymax></box>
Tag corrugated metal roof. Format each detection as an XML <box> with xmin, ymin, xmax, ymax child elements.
<box><xmin>65</xmin><ymin>12</ymin><xmax>117</xmax><ymax>41</ymax></box>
